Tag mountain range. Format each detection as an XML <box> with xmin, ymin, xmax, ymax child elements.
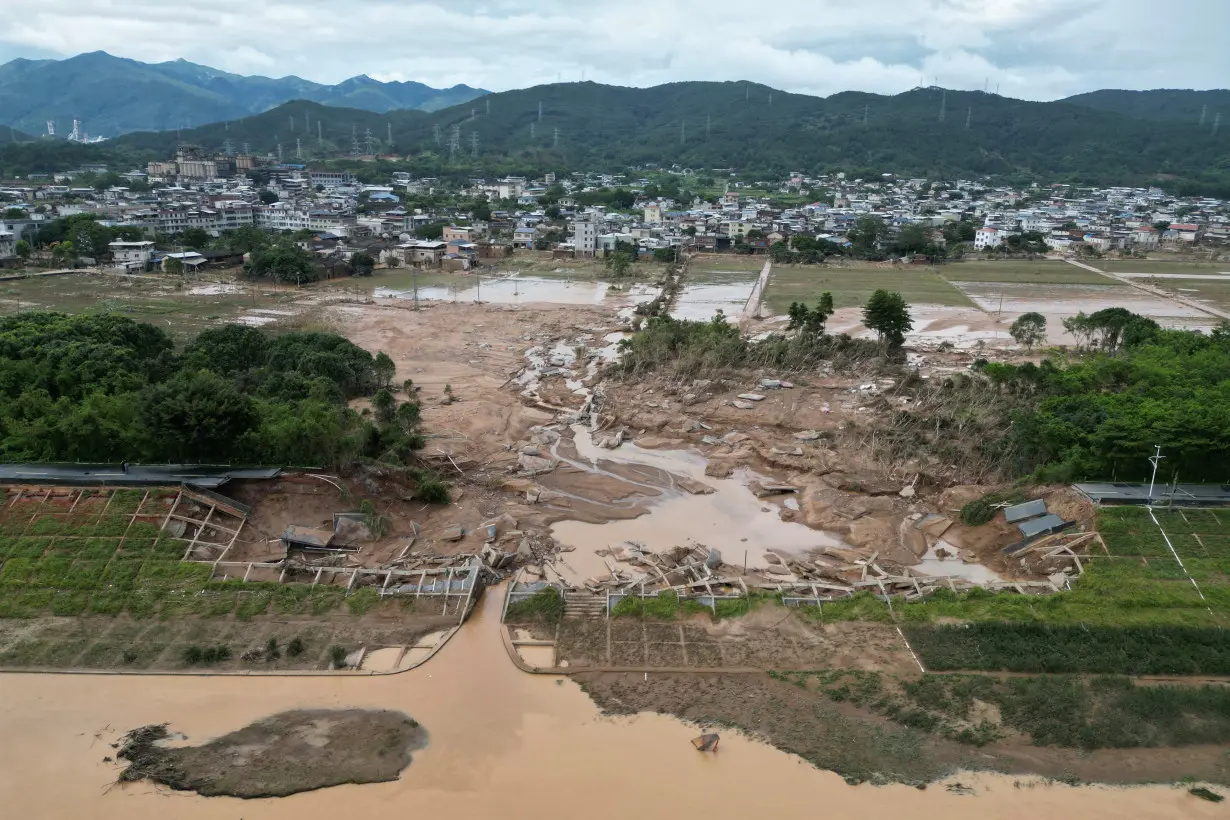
<box><xmin>91</xmin><ymin>81</ymin><xmax>1228</xmax><ymax>194</ymax></box>
<box><xmin>0</xmin><ymin>51</ymin><xmax>487</xmax><ymax>136</ymax></box>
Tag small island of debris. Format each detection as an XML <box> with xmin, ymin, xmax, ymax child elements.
<box><xmin>115</xmin><ymin>709</ymin><xmax>426</xmax><ymax>799</ymax></box>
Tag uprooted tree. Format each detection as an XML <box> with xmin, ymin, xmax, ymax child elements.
<box><xmin>1010</xmin><ymin>312</ymin><xmax>1047</xmax><ymax>350</ymax></box>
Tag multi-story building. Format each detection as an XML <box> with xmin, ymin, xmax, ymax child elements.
<box><xmin>108</xmin><ymin>240</ymin><xmax>155</xmax><ymax>270</ymax></box>
<box><xmin>572</xmin><ymin>214</ymin><xmax>597</xmax><ymax>257</ymax></box>
<box><xmin>0</xmin><ymin>230</ymin><xmax>15</xmax><ymax>262</ymax></box>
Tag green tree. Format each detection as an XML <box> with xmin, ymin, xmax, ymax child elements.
<box><xmin>373</xmin><ymin>351</ymin><xmax>396</xmax><ymax>388</ymax></box>
<box><xmin>415</xmin><ymin>222</ymin><xmax>446</xmax><ymax>240</ymax></box>
<box><xmin>862</xmin><ymin>289</ymin><xmax>913</xmax><ymax>347</ymax></box>
<box><xmin>164</xmin><ymin>257</ymin><xmax>185</xmax><ymax>276</ymax></box>
<box><xmin>371</xmin><ymin>389</ymin><xmax>396</xmax><ymax>425</ymax></box>
<box><xmin>246</xmin><ymin>243</ymin><xmax>318</xmax><ymax>286</ymax></box>
<box><xmin>258</xmin><ymin>190</ymin><xmax>279</xmax><ymax>205</ymax></box>
<box><xmin>847</xmin><ymin>215</ymin><xmax>886</xmax><ymax>256</ymax></box>
<box><xmin>181</xmin><ymin>227</ymin><xmax>211</xmax><ymax>250</ymax></box>
<box><xmin>139</xmin><ymin>370</ymin><xmax>259</xmax><ymax>463</ymax></box>
<box><xmin>3</xmin><ymin>207</ymin><xmax>25</xmax><ymax>220</ymax></box>
<box><xmin>1153</xmin><ymin>220</ymin><xmax>1171</xmax><ymax>236</ymax></box>
<box><xmin>604</xmin><ymin>250</ymin><xmax>634</xmax><ymax>279</ymax></box>
<box><xmin>1009</xmin><ymin>312</ymin><xmax>1047</xmax><ymax>350</ymax></box>
<box><xmin>14</xmin><ymin>240</ymin><xmax>30</xmax><ymax>260</ymax></box>
<box><xmin>350</xmin><ymin>252</ymin><xmax>376</xmax><ymax>277</ymax></box>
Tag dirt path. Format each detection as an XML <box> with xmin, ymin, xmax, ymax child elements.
<box><xmin>1066</xmin><ymin>259</ymin><xmax>1230</xmax><ymax>321</ymax></box>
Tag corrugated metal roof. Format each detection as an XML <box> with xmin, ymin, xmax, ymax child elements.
<box><xmin>281</xmin><ymin>526</ymin><xmax>335</xmax><ymax>549</ymax></box>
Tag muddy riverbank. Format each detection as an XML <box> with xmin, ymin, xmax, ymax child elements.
<box><xmin>0</xmin><ymin>590</ymin><xmax>1224</xmax><ymax>819</ymax></box>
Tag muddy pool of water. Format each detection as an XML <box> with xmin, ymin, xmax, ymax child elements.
<box><xmin>0</xmin><ymin>590</ymin><xmax>1210</xmax><ymax>819</ymax></box>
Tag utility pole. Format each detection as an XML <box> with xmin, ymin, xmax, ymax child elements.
<box><xmin>1148</xmin><ymin>445</ymin><xmax>1165</xmax><ymax>503</ymax></box>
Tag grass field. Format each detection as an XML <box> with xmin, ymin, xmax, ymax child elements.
<box><xmin>0</xmin><ymin>486</ymin><xmax>441</xmax><ymax>671</ymax></box>
<box><xmin>1096</xmin><ymin>260</ymin><xmax>1229</xmax><ymax>274</ymax></box>
<box><xmin>690</xmin><ymin>255</ymin><xmax>767</xmax><ymax>273</ymax></box>
<box><xmin>0</xmin><ymin>272</ymin><xmax>310</xmax><ymax>339</ymax></box>
<box><xmin>1145</xmin><ymin>279</ymin><xmax>1230</xmax><ymax>313</ymax></box>
<box><xmin>764</xmin><ymin>267</ymin><xmax>974</xmax><ymax>313</ymax></box>
<box><xmin>940</xmin><ymin>260</ymin><xmax>1114</xmax><ymax>286</ymax></box>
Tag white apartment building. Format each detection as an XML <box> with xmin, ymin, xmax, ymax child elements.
<box><xmin>572</xmin><ymin>214</ymin><xmax>597</xmax><ymax>257</ymax></box>
<box><xmin>0</xmin><ymin>230</ymin><xmax>15</xmax><ymax>261</ymax></box>
<box><xmin>108</xmin><ymin>240</ymin><xmax>155</xmax><ymax>270</ymax></box>
<box><xmin>974</xmin><ymin>227</ymin><xmax>1002</xmax><ymax>250</ymax></box>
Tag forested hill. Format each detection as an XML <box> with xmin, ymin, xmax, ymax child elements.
<box><xmin>1060</xmin><ymin>89</ymin><xmax>1230</xmax><ymax>124</ymax></box>
<box><xmin>0</xmin><ymin>51</ymin><xmax>486</xmax><ymax>136</ymax></box>
<box><xmin>104</xmin><ymin>82</ymin><xmax>1230</xmax><ymax>193</ymax></box>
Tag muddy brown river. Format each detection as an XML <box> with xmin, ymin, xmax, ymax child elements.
<box><xmin>0</xmin><ymin>590</ymin><xmax>1216</xmax><ymax>818</ymax></box>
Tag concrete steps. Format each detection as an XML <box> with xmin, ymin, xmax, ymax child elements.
<box><xmin>563</xmin><ymin>593</ymin><xmax>607</xmax><ymax>619</ymax></box>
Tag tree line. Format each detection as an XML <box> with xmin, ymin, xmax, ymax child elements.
<box><xmin>0</xmin><ymin>315</ymin><xmax>437</xmax><ymax>493</ymax></box>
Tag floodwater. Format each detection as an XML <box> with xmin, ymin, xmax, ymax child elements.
<box><xmin>550</xmin><ymin>429</ymin><xmax>849</xmax><ymax>582</ymax></box>
<box><xmin>915</xmin><ymin>543</ymin><xmax>1002</xmax><ymax>584</ymax></box>
<box><xmin>671</xmin><ymin>281</ymin><xmax>758</xmax><ymax>321</ymax></box>
<box><xmin>375</xmin><ymin>275</ymin><xmax>657</xmax><ymax>308</ymax></box>
<box><xmin>952</xmin><ymin>281</ymin><xmax>1212</xmax><ymax>319</ymax></box>
<box><xmin>0</xmin><ymin>590</ymin><xmax>1212</xmax><ymax>820</ymax></box>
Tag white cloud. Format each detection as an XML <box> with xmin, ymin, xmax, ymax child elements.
<box><xmin>0</xmin><ymin>0</ymin><xmax>1225</xmax><ymax>99</ymax></box>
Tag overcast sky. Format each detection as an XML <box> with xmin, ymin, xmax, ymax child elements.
<box><xmin>1</xmin><ymin>0</ymin><xmax>1226</xmax><ymax>100</ymax></box>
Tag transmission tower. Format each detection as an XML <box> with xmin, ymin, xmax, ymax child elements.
<box><xmin>538</xmin><ymin>101</ymin><xmax>543</xmax><ymax>122</ymax></box>
<box><xmin>706</xmin><ymin>112</ymin><xmax>711</xmax><ymax>139</ymax></box>
<box><xmin>433</xmin><ymin>124</ymin><xmax>442</xmax><ymax>147</ymax></box>
<box><xmin>277</xmin><ymin>143</ymin><xmax>283</xmax><ymax>163</ymax></box>
<box><xmin>387</xmin><ymin>123</ymin><xmax>394</xmax><ymax>152</ymax></box>
<box><xmin>553</xmin><ymin>127</ymin><xmax>559</xmax><ymax>148</ymax></box>
<box><xmin>938</xmin><ymin>89</ymin><xmax>947</xmax><ymax>122</ymax></box>
<box><xmin>1200</xmin><ymin>104</ymin><xmax>1208</xmax><ymax>126</ymax></box>
<box><xmin>485</xmin><ymin>98</ymin><xmax>490</xmax><ymax>116</ymax></box>
<box><xmin>243</xmin><ymin>142</ymin><xmax>250</xmax><ymax>155</ymax></box>
<box><xmin>471</xmin><ymin>132</ymin><xmax>479</xmax><ymax>158</ymax></box>
<box><xmin>317</xmin><ymin>121</ymin><xmax>323</xmax><ymax>147</ymax></box>
<box><xmin>222</xmin><ymin>138</ymin><xmax>234</xmax><ymax>156</ymax></box>
<box><xmin>448</xmin><ymin>125</ymin><xmax>461</xmax><ymax>161</ymax></box>
<box><xmin>296</xmin><ymin>138</ymin><xmax>302</xmax><ymax>160</ymax></box>
<box><xmin>681</xmin><ymin>119</ymin><xmax>686</xmax><ymax>144</ymax></box>
<box><xmin>530</xmin><ymin>122</ymin><xmax>536</xmax><ymax>140</ymax></box>
<box><xmin>965</xmin><ymin>106</ymin><xmax>972</xmax><ymax>130</ymax></box>
<box><xmin>351</xmin><ymin>125</ymin><xmax>361</xmax><ymax>157</ymax></box>
<box><xmin>1215</xmin><ymin>113</ymin><xmax>1222</xmax><ymax>137</ymax></box>
<box><xmin>46</xmin><ymin>120</ymin><xmax>55</xmax><ymax>137</ymax></box>
<box><xmin>364</xmin><ymin>128</ymin><xmax>376</xmax><ymax>155</ymax></box>
<box><xmin>863</xmin><ymin>105</ymin><xmax>869</xmax><ymax>125</ymax></box>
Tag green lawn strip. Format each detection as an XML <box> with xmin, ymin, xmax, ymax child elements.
<box><xmin>1097</xmin><ymin>260</ymin><xmax>1228</xmax><ymax>274</ymax></box>
<box><xmin>904</xmin><ymin>623</ymin><xmax>1230</xmax><ymax>675</ymax></box>
<box><xmin>791</xmin><ymin>670</ymin><xmax>1230</xmax><ymax>751</ymax></box>
<box><xmin>940</xmin><ymin>261</ymin><xmax>1113</xmax><ymax>285</ymax></box>
<box><xmin>764</xmin><ymin>267</ymin><xmax>974</xmax><ymax>313</ymax></box>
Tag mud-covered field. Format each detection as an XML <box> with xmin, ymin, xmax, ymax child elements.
<box><xmin>115</xmin><ymin>709</ymin><xmax>426</xmax><ymax>797</ymax></box>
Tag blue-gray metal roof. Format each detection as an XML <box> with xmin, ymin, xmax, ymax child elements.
<box><xmin>0</xmin><ymin>464</ymin><xmax>282</xmax><ymax>488</ymax></box>
<box><xmin>1075</xmin><ymin>482</ymin><xmax>1230</xmax><ymax>505</ymax></box>
<box><xmin>1018</xmin><ymin>513</ymin><xmax>1070</xmax><ymax>538</ymax></box>
<box><xmin>1004</xmin><ymin>499</ymin><xmax>1048</xmax><ymax>523</ymax></box>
